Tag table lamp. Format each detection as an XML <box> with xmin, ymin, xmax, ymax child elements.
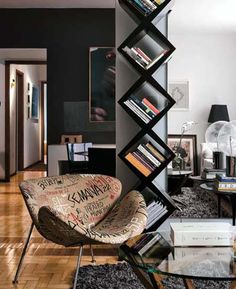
<box><xmin>208</xmin><ymin>104</ymin><xmax>229</xmax><ymax>123</ymax></box>
<box><xmin>207</xmin><ymin>105</ymin><xmax>229</xmax><ymax>169</ymax></box>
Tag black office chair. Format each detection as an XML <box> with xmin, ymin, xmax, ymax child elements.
<box><xmin>66</xmin><ymin>143</ymin><xmax>92</xmax><ymax>174</ymax></box>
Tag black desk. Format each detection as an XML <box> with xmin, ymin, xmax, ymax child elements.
<box><xmin>59</xmin><ymin>147</ymin><xmax>116</xmax><ymax>177</ymax></box>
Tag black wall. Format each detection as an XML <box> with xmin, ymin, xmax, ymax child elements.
<box><xmin>0</xmin><ymin>9</ymin><xmax>115</xmax><ymax>144</ymax></box>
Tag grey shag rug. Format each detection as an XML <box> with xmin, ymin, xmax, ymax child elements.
<box><xmin>76</xmin><ymin>263</ymin><xmax>230</xmax><ymax>289</ymax></box>
<box><xmin>76</xmin><ymin>187</ymin><xmax>232</xmax><ymax>289</ymax></box>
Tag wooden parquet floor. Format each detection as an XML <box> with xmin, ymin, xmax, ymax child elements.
<box><xmin>0</xmin><ymin>171</ymin><xmax>118</xmax><ymax>289</ymax></box>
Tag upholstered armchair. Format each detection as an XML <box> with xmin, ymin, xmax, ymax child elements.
<box><xmin>13</xmin><ymin>174</ymin><xmax>147</xmax><ymax>289</ymax></box>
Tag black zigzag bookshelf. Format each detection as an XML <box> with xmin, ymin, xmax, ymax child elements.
<box><xmin>118</xmin><ymin>0</ymin><xmax>177</xmax><ymax>232</ymax></box>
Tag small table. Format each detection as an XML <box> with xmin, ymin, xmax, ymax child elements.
<box><xmin>168</xmin><ymin>169</ymin><xmax>193</xmax><ymax>195</ymax></box>
<box><xmin>201</xmin><ymin>183</ymin><xmax>236</xmax><ymax>225</ymax></box>
<box><xmin>120</xmin><ymin>223</ymin><xmax>236</xmax><ymax>289</ymax></box>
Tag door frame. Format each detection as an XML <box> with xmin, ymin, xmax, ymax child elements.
<box><xmin>5</xmin><ymin>60</ymin><xmax>47</xmax><ymax>181</ymax></box>
<box><xmin>41</xmin><ymin>81</ymin><xmax>47</xmax><ymax>161</ymax></box>
<box><xmin>16</xmin><ymin>69</ymin><xmax>24</xmax><ymax>171</ymax></box>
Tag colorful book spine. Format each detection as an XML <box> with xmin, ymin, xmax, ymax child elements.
<box><xmin>134</xmin><ymin>47</ymin><xmax>152</xmax><ymax>62</ymax></box>
<box><xmin>129</xmin><ymin>95</ymin><xmax>156</xmax><ymax>118</ymax></box>
<box><xmin>123</xmin><ymin>46</ymin><xmax>148</xmax><ymax>69</ymax></box>
<box><xmin>142</xmin><ymin>98</ymin><xmax>160</xmax><ymax>114</ymax></box>
<box><xmin>129</xmin><ymin>99</ymin><xmax>152</xmax><ymax>120</ymax></box>
<box><xmin>137</xmin><ymin>144</ymin><xmax>161</xmax><ymax>167</ymax></box>
<box><xmin>133</xmin><ymin>151</ymin><xmax>156</xmax><ymax>171</ymax></box>
<box><xmin>146</xmin><ymin>142</ymin><xmax>165</xmax><ymax>162</ymax></box>
<box><xmin>124</xmin><ymin>100</ymin><xmax>149</xmax><ymax>123</ymax></box>
<box><xmin>125</xmin><ymin>152</ymin><xmax>151</xmax><ymax>177</ymax></box>
<box><xmin>131</xmin><ymin>48</ymin><xmax>150</xmax><ymax>66</ymax></box>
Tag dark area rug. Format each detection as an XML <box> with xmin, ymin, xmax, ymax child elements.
<box><xmin>76</xmin><ymin>262</ymin><xmax>230</xmax><ymax>289</ymax></box>
<box><xmin>76</xmin><ymin>187</ymin><xmax>232</xmax><ymax>289</ymax></box>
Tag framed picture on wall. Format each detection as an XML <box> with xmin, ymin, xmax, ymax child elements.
<box><xmin>31</xmin><ymin>85</ymin><xmax>39</xmax><ymax>120</ymax></box>
<box><xmin>168</xmin><ymin>134</ymin><xmax>198</xmax><ymax>175</ymax></box>
<box><xmin>169</xmin><ymin>81</ymin><xmax>189</xmax><ymax>110</ymax></box>
<box><xmin>89</xmin><ymin>47</ymin><xmax>116</xmax><ymax>122</ymax></box>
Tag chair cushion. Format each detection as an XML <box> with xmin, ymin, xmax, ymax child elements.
<box><xmin>20</xmin><ymin>174</ymin><xmax>122</xmax><ymax>230</ymax></box>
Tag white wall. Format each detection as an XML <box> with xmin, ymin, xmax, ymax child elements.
<box><xmin>0</xmin><ymin>61</ymin><xmax>5</xmax><ymax>179</ymax></box>
<box><xmin>9</xmin><ymin>64</ymin><xmax>46</xmax><ymax>173</ymax></box>
<box><xmin>168</xmin><ymin>1</ymin><xmax>236</xmax><ymax>169</ymax></box>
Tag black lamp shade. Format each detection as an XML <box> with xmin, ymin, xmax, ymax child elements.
<box><xmin>208</xmin><ymin>104</ymin><xmax>230</xmax><ymax>123</ymax></box>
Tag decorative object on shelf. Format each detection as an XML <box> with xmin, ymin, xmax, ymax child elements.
<box><xmin>89</xmin><ymin>47</ymin><xmax>115</xmax><ymax>122</ymax></box>
<box><xmin>218</xmin><ymin>121</ymin><xmax>236</xmax><ymax>177</ymax></box>
<box><xmin>118</xmin><ymin>0</ymin><xmax>177</xmax><ymax>232</ymax></box>
<box><xmin>205</xmin><ymin>121</ymin><xmax>228</xmax><ymax>169</ymax></box>
<box><xmin>208</xmin><ymin>104</ymin><xmax>230</xmax><ymax>123</ymax></box>
<box><xmin>168</xmin><ymin>134</ymin><xmax>198</xmax><ymax>175</ymax></box>
<box><xmin>169</xmin><ymin>80</ymin><xmax>189</xmax><ymax>111</ymax></box>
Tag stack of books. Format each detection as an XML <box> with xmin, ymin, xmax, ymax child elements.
<box><xmin>124</xmin><ymin>94</ymin><xmax>160</xmax><ymax>124</ymax></box>
<box><xmin>125</xmin><ymin>142</ymin><xmax>165</xmax><ymax>176</ymax></box>
<box><xmin>146</xmin><ymin>199</ymin><xmax>168</xmax><ymax>229</ymax></box>
<box><xmin>215</xmin><ymin>174</ymin><xmax>236</xmax><ymax>191</ymax></box>
<box><xmin>126</xmin><ymin>0</ymin><xmax>166</xmax><ymax>16</ymax></box>
<box><xmin>124</xmin><ymin>232</ymin><xmax>171</xmax><ymax>264</ymax></box>
<box><xmin>201</xmin><ymin>168</ymin><xmax>225</xmax><ymax>180</ymax></box>
<box><xmin>123</xmin><ymin>46</ymin><xmax>168</xmax><ymax>70</ymax></box>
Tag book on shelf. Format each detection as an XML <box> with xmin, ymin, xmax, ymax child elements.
<box><xmin>145</xmin><ymin>50</ymin><xmax>168</xmax><ymax>69</ymax></box>
<box><xmin>146</xmin><ymin>199</ymin><xmax>167</xmax><ymax>229</ymax></box>
<box><xmin>133</xmin><ymin>47</ymin><xmax>152</xmax><ymax>62</ymax></box>
<box><xmin>137</xmin><ymin>144</ymin><xmax>161</xmax><ymax>167</ymax></box>
<box><xmin>129</xmin><ymin>99</ymin><xmax>152</xmax><ymax>120</ymax></box>
<box><xmin>146</xmin><ymin>141</ymin><xmax>165</xmax><ymax>162</ymax></box>
<box><xmin>125</xmin><ymin>152</ymin><xmax>152</xmax><ymax>176</ymax></box>
<box><xmin>142</xmin><ymin>97</ymin><xmax>160</xmax><ymax>115</ymax></box>
<box><xmin>123</xmin><ymin>46</ymin><xmax>149</xmax><ymax>69</ymax></box>
<box><xmin>124</xmin><ymin>100</ymin><xmax>150</xmax><ymax>123</ymax></box>
<box><xmin>129</xmin><ymin>94</ymin><xmax>156</xmax><ymax>118</ymax></box>
<box><xmin>138</xmin><ymin>233</ymin><xmax>162</xmax><ymax>255</ymax></box>
<box><xmin>127</xmin><ymin>0</ymin><xmax>153</xmax><ymax>15</ymax></box>
<box><xmin>153</xmin><ymin>0</ymin><xmax>166</xmax><ymax>4</ymax></box>
<box><xmin>132</xmin><ymin>151</ymin><xmax>157</xmax><ymax>171</ymax></box>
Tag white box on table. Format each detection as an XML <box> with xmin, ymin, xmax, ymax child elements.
<box><xmin>170</xmin><ymin>222</ymin><xmax>233</xmax><ymax>246</ymax></box>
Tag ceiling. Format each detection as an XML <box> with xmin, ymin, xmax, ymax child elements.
<box><xmin>0</xmin><ymin>49</ymin><xmax>46</xmax><ymax>61</ymax></box>
<box><xmin>0</xmin><ymin>0</ymin><xmax>115</xmax><ymax>8</ymax></box>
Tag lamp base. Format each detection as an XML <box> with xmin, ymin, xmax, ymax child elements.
<box><xmin>226</xmin><ymin>156</ymin><xmax>236</xmax><ymax>177</ymax></box>
<box><xmin>213</xmin><ymin>151</ymin><xmax>224</xmax><ymax>170</ymax></box>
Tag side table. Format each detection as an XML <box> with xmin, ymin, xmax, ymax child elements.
<box><xmin>200</xmin><ymin>183</ymin><xmax>236</xmax><ymax>225</ymax></box>
<box><xmin>168</xmin><ymin>169</ymin><xmax>193</xmax><ymax>196</ymax></box>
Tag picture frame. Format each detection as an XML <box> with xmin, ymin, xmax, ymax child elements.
<box><xmin>31</xmin><ymin>85</ymin><xmax>39</xmax><ymax>120</ymax></box>
<box><xmin>169</xmin><ymin>81</ymin><xmax>189</xmax><ymax>110</ymax></box>
<box><xmin>89</xmin><ymin>47</ymin><xmax>116</xmax><ymax>122</ymax></box>
<box><xmin>168</xmin><ymin>134</ymin><xmax>198</xmax><ymax>175</ymax></box>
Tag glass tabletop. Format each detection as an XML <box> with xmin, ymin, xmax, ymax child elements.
<box><xmin>120</xmin><ymin>231</ymin><xmax>236</xmax><ymax>281</ymax></box>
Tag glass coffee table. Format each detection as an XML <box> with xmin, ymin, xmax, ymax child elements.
<box><xmin>120</xmin><ymin>225</ymin><xmax>236</xmax><ymax>289</ymax></box>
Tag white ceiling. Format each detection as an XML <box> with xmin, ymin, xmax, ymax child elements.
<box><xmin>0</xmin><ymin>49</ymin><xmax>46</xmax><ymax>61</ymax></box>
<box><xmin>170</xmin><ymin>0</ymin><xmax>236</xmax><ymax>33</ymax></box>
<box><xmin>0</xmin><ymin>0</ymin><xmax>115</xmax><ymax>8</ymax></box>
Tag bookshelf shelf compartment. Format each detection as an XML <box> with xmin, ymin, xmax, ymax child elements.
<box><xmin>118</xmin><ymin>0</ymin><xmax>176</xmax><ymax>232</ymax></box>
<box><xmin>138</xmin><ymin>184</ymin><xmax>176</xmax><ymax>231</ymax></box>
<box><xmin>118</xmin><ymin>76</ymin><xmax>175</xmax><ymax>128</ymax></box>
<box><xmin>118</xmin><ymin>24</ymin><xmax>175</xmax><ymax>75</ymax></box>
<box><xmin>119</xmin><ymin>131</ymin><xmax>175</xmax><ymax>181</ymax></box>
<box><xmin>119</xmin><ymin>0</ymin><xmax>175</xmax><ymax>25</ymax></box>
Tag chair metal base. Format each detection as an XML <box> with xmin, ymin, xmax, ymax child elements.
<box><xmin>12</xmin><ymin>222</ymin><xmax>34</xmax><ymax>284</ymax></box>
<box><xmin>13</xmin><ymin>224</ymin><xmax>96</xmax><ymax>287</ymax></box>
